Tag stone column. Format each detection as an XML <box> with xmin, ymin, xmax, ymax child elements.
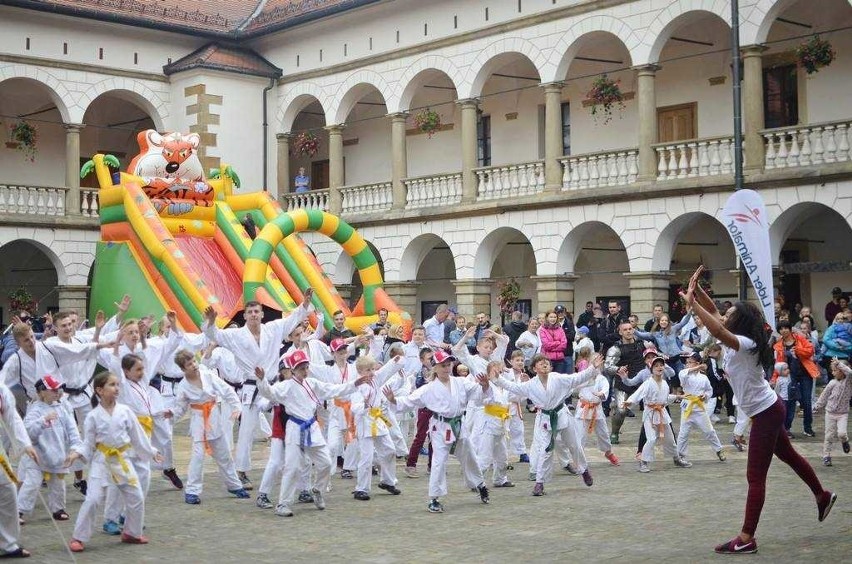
<box><xmin>742</xmin><ymin>45</ymin><xmax>768</xmax><ymax>172</ymax></box>
<box><xmin>624</xmin><ymin>271</ymin><xmax>672</xmax><ymax>321</ymax></box>
<box><xmin>64</xmin><ymin>123</ymin><xmax>85</xmax><ymax>215</ymax></box>
<box><xmin>327</xmin><ymin>124</ymin><xmax>345</xmax><ymax>215</ymax></box>
<box><xmin>542</xmin><ymin>82</ymin><xmax>565</xmax><ymax>192</ymax></box>
<box><xmin>533</xmin><ymin>274</ymin><xmax>579</xmax><ymax>314</ymax></box>
<box><xmin>458</xmin><ymin>99</ymin><xmax>479</xmax><ymax>203</ymax></box>
<box><xmin>58</xmin><ymin>285</ymin><xmax>90</xmax><ymax>314</ymax></box>
<box><xmin>389</xmin><ymin>113</ymin><xmax>409</xmax><ymax>210</ymax></box>
<box><xmin>636</xmin><ymin>65</ymin><xmax>660</xmax><ymax>181</ymax></box>
<box><xmin>452</xmin><ymin>279</ymin><xmax>493</xmax><ymax>320</ymax></box>
<box><xmin>276</xmin><ymin>133</ymin><xmax>291</xmax><ymax>198</ymax></box>
<box><xmin>382</xmin><ymin>281</ymin><xmax>421</xmax><ymax>321</ymax></box>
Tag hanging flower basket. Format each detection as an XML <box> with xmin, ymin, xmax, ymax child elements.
<box><xmin>414</xmin><ymin>108</ymin><xmax>441</xmax><ymax>138</ymax></box>
<box><xmin>586</xmin><ymin>75</ymin><xmax>625</xmax><ymax>124</ymax></box>
<box><xmin>672</xmin><ymin>276</ymin><xmax>713</xmax><ymax>317</ymax></box>
<box><xmin>292</xmin><ymin>131</ymin><xmax>320</xmax><ymax>157</ymax></box>
<box><xmin>8</xmin><ymin>287</ymin><xmax>37</xmax><ymax>313</ymax></box>
<box><xmin>9</xmin><ymin>120</ymin><xmax>38</xmax><ymax>162</ymax></box>
<box><xmin>795</xmin><ymin>35</ymin><xmax>836</xmax><ymax>75</ymax></box>
<box><xmin>497</xmin><ymin>278</ymin><xmax>521</xmax><ymax>315</ymax></box>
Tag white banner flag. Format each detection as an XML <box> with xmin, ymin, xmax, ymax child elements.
<box><xmin>722</xmin><ymin>189</ymin><xmax>776</xmax><ymax>329</ymax></box>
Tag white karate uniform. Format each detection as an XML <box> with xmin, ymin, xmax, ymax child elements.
<box><xmin>170</xmin><ymin>367</ymin><xmax>243</xmax><ymax>495</ymax></box>
<box><xmin>201</xmin><ymin>346</ymin><xmax>239</xmax><ymax>451</ymax></box>
<box><xmin>454</xmin><ymin>339</ymin><xmax>508</xmax><ymax>454</ymax></box>
<box><xmin>47</xmin><ymin>336</ymin><xmax>101</xmax><ymax>428</ymax></box>
<box><xmin>71</xmin><ymin>403</ymin><xmax>156</xmax><ymax>543</ymax></box>
<box><xmin>204</xmin><ymin>304</ymin><xmax>310</xmax><ymax>474</ymax></box>
<box><xmin>17</xmin><ymin>399</ymin><xmax>82</xmax><ymax>515</ymax></box>
<box><xmin>676</xmin><ymin>368</ymin><xmax>723</xmax><ymax>458</ymax></box>
<box><xmin>382</xmin><ymin>371</ymin><xmax>410</xmax><ymax>457</ymax></box>
<box><xmin>575</xmin><ymin>373</ymin><xmax>613</xmax><ymax>453</ymax></box>
<box><xmin>392</xmin><ymin>376</ymin><xmax>491</xmax><ymax>499</ymax></box>
<box><xmin>158</xmin><ymin>332</ymin><xmax>207</xmax><ymax>468</ymax></box>
<box><xmin>2</xmin><ymin>340</ymin><xmax>99</xmax><ymax>404</ymax></box>
<box><xmin>256</xmin><ymin>375</ymin><xmax>355</xmax><ymax>507</ymax></box>
<box><xmin>504</xmin><ymin>369</ymin><xmax>528</xmax><ymax>456</ymax></box>
<box><xmin>494</xmin><ymin>366</ymin><xmax>598</xmax><ymax>483</ymax></box>
<box><xmin>308</xmin><ymin>361</ymin><xmax>359</xmax><ymax>471</ymax></box>
<box><xmin>473</xmin><ymin>375</ymin><xmax>512</xmax><ymax>486</ymax></box>
<box><xmin>351</xmin><ymin>358</ymin><xmax>404</xmax><ymax>494</ymax></box>
<box><xmin>625</xmin><ymin>378</ymin><xmax>678</xmax><ymax>463</ymax></box>
<box><xmin>0</xmin><ymin>384</ymin><xmax>32</xmax><ymax>555</ymax></box>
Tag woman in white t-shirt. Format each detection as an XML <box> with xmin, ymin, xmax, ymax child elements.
<box><xmin>682</xmin><ymin>266</ymin><xmax>835</xmax><ymax>556</ymax></box>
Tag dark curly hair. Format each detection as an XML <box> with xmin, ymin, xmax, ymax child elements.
<box><xmin>724</xmin><ymin>301</ymin><xmax>773</xmax><ymax>368</ymax></box>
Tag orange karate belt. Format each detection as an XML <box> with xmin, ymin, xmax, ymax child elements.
<box><xmin>647</xmin><ymin>403</ymin><xmax>668</xmax><ymax>438</ymax></box>
<box><xmin>578</xmin><ymin>399</ymin><xmax>600</xmax><ymax>434</ymax></box>
<box><xmin>334</xmin><ymin>398</ymin><xmax>357</xmax><ymax>444</ymax></box>
<box><xmin>191</xmin><ymin>400</ymin><xmax>216</xmax><ymax>455</ymax></box>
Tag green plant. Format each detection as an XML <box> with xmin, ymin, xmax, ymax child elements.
<box><xmin>587</xmin><ymin>75</ymin><xmax>625</xmax><ymax>124</ymax></box>
<box><xmin>209</xmin><ymin>165</ymin><xmax>242</xmax><ymax>188</ymax></box>
<box><xmin>414</xmin><ymin>108</ymin><xmax>442</xmax><ymax>138</ymax></box>
<box><xmin>497</xmin><ymin>278</ymin><xmax>521</xmax><ymax>315</ymax></box>
<box><xmin>8</xmin><ymin>287</ymin><xmax>37</xmax><ymax>313</ymax></box>
<box><xmin>795</xmin><ymin>35</ymin><xmax>836</xmax><ymax>74</ymax></box>
<box><xmin>9</xmin><ymin>120</ymin><xmax>38</xmax><ymax>161</ymax></box>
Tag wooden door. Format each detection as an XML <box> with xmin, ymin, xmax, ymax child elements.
<box><xmin>311</xmin><ymin>160</ymin><xmax>329</xmax><ymax>190</ymax></box>
<box><xmin>657</xmin><ymin>103</ymin><xmax>697</xmax><ymax>143</ymax></box>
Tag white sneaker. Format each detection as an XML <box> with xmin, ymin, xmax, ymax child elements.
<box><xmin>728</xmin><ymin>416</ymin><xmax>736</xmax><ymax>424</ymax></box>
<box><xmin>275</xmin><ymin>502</ymin><xmax>293</xmax><ymax>517</ymax></box>
<box><xmin>404</xmin><ymin>466</ymin><xmax>419</xmax><ymax>479</ymax></box>
<box><xmin>638</xmin><ymin>461</ymin><xmax>650</xmax><ymax>473</ymax></box>
<box><xmin>311</xmin><ymin>488</ymin><xmax>325</xmax><ymax>510</ymax></box>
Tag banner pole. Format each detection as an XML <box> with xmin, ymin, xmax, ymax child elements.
<box><xmin>731</xmin><ymin>0</ymin><xmax>748</xmax><ymax>302</ymax></box>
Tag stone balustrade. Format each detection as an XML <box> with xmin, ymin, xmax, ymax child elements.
<box><xmin>763</xmin><ymin>119</ymin><xmax>851</xmax><ymax>169</ymax></box>
<box><xmin>341</xmin><ymin>181</ymin><xmax>393</xmax><ymax>214</ymax></box>
<box><xmin>653</xmin><ymin>136</ymin><xmax>737</xmax><ymax>179</ymax></box>
<box><xmin>0</xmin><ymin>184</ymin><xmax>66</xmax><ymax>216</ymax></box>
<box><xmin>281</xmin><ymin>188</ymin><xmax>330</xmax><ymax>211</ymax></box>
<box><xmin>559</xmin><ymin>149</ymin><xmax>638</xmax><ymax>190</ymax></box>
<box><xmin>474</xmin><ymin>161</ymin><xmax>545</xmax><ymax>200</ymax></box>
<box><xmin>404</xmin><ymin>172</ymin><xmax>462</xmax><ymax>208</ymax></box>
<box><xmin>81</xmin><ymin>188</ymin><xmax>100</xmax><ymax>218</ymax></box>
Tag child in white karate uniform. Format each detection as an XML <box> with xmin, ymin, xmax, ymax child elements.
<box><xmin>575</xmin><ymin>367</ymin><xmax>621</xmax><ymax>466</ymax></box>
<box><xmin>167</xmin><ymin>350</ymin><xmax>246</xmax><ymax>503</ymax></box>
<box><xmin>0</xmin><ymin>381</ymin><xmax>37</xmax><ymax>558</ymax></box>
<box><xmin>66</xmin><ymin>371</ymin><xmax>161</xmax><ymax>553</ymax></box>
<box><xmin>623</xmin><ymin>355</ymin><xmax>691</xmax><ymax>473</ymax></box>
<box><xmin>676</xmin><ymin>352</ymin><xmax>725</xmax><ymax>464</ymax></box>
<box><xmin>17</xmin><ymin>375</ymin><xmax>82</xmax><ymax>522</ymax></box>
<box><xmin>256</xmin><ymin>349</ymin><xmax>370</xmax><ymax>517</ymax></box>
<box><xmin>476</xmin><ymin>361</ymin><xmax>516</xmax><ymax>488</ymax></box>
<box><xmin>505</xmin><ymin>352</ymin><xmax>530</xmax><ymax>464</ymax></box>
<box><xmin>384</xmin><ymin>349</ymin><xmax>493</xmax><ymax>513</ymax></box>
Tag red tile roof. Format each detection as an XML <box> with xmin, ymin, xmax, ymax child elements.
<box><xmin>7</xmin><ymin>0</ymin><xmax>382</xmax><ymax>38</ymax></box>
<box><xmin>163</xmin><ymin>43</ymin><xmax>282</xmax><ymax>78</ymax></box>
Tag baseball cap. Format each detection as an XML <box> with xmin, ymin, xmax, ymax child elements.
<box><xmin>577</xmin><ymin>326</ymin><xmax>589</xmax><ymax>335</ymax></box>
<box><xmin>642</xmin><ymin>347</ymin><xmax>659</xmax><ymax>358</ymax></box>
<box><xmin>284</xmin><ymin>349</ymin><xmax>310</xmax><ymax>369</ymax></box>
<box><xmin>832</xmin><ymin>286</ymin><xmax>843</xmax><ymax>295</ymax></box>
<box><xmin>433</xmin><ymin>349</ymin><xmax>456</xmax><ymax>365</ymax></box>
<box><xmin>35</xmin><ymin>374</ymin><xmax>63</xmax><ymax>392</ymax></box>
<box><xmin>329</xmin><ymin>338</ymin><xmax>348</xmax><ymax>352</ymax></box>
<box><xmin>649</xmin><ymin>355</ymin><xmax>667</xmax><ymax>365</ymax></box>
<box><xmin>686</xmin><ymin>351</ymin><xmax>703</xmax><ymax>363</ymax></box>
<box><xmin>554</xmin><ymin>305</ymin><xmax>566</xmax><ymax>313</ymax></box>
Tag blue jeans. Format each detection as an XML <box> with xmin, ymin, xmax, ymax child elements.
<box><xmin>550</xmin><ymin>359</ymin><xmax>568</xmax><ymax>374</ymax></box>
<box><xmin>793</xmin><ymin>374</ymin><xmax>814</xmax><ymax>433</ymax></box>
<box><xmin>563</xmin><ymin>356</ymin><xmax>574</xmax><ymax>374</ymax></box>
<box><xmin>783</xmin><ymin>398</ymin><xmax>797</xmax><ymax>431</ymax></box>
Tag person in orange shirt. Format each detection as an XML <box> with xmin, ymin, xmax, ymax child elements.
<box><xmin>772</xmin><ymin>321</ymin><xmax>819</xmax><ymax>437</ymax></box>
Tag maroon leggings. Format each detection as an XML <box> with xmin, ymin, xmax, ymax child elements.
<box><xmin>406</xmin><ymin>408</ymin><xmax>433</xmax><ymax>469</ymax></box>
<box><xmin>742</xmin><ymin>397</ymin><xmax>825</xmax><ymax>536</ymax></box>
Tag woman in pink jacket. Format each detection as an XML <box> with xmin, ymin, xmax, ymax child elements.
<box><xmin>539</xmin><ymin>310</ymin><xmax>568</xmax><ymax>373</ymax></box>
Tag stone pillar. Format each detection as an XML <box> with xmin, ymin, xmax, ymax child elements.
<box><xmin>276</xmin><ymin>133</ymin><xmax>291</xmax><ymax>198</ymax></box>
<box><xmin>327</xmin><ymin>124</ymin><xmax>345</xmax><ymax>215</ymax></box>
<box><xmin>64</xmin><ymin>123</ymin><xmax>85</xmax><ymax>215</ymax></box>
<box><xmin>624</xmin><ymin>271</ymin><xmax>672</xmax><ymax>321</ymax></box>
<box><xmin>382</xmin><ymin>281</ymin><xmax>421</xmax><ymax>321</ymax></box>
<box><xmin>742</xmin><ymin>45</ymin><xmax>768</xmax><ymax>172</ymax></box>
<box><xmin>533</xmin><ymin>274</ymin><xmax>579</xmax><ymax>314</ymax></box>
<box><xmin>452</xmin><ymin>279</ymin><xmax>493</xmax><ymax>320</ymax></box>
<box><xmin>389</xmin><ymin>113</ymin><xmax>409</xmax><ymax>210</ymax></box>
<box><xmin>636</xmin><ymin>65</ymin><xmax>660</xmax><ymax>181</ymax></box>
<box><xmin>542</xmin><ymin>82</ymin><xmax>564</xmax><ymax>192</ymax></box>
<box><xmin>458</xmin><ymin>99</ymin><xmax>479</xmax><ymax>203</ymax></box>
<box><xmin>58</xmin><ymin>285</ymin><xmax>89</xmax><ymax>315</ymax></box>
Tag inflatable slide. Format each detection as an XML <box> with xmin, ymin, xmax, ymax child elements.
<box><xmin>85</xmin><ymin>130</ymin><xmax>410</xmax><ymax>333</ymax></box>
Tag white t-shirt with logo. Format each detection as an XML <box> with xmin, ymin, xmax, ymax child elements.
<box><xmin>723</xmin><ymin>335</ymin><xmax>777</xmax><ymax>418</ymax></box>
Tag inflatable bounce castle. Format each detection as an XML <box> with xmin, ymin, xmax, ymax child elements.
<box><xmin>84</xmin><ymin>129</ymin><xmax>410</xmax><ymax>333</ymax></box>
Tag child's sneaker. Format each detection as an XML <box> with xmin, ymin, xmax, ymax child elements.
<box><xmin>103</xmin><ymin>520</ymin><xmax>121</xmax><ymax>535</ymax></box>
<box><xmin>378</xmin><ymin>482</ymin><xmax>402</xmax><ymax>495</ymax></box>
<box><xmin>311</xmin><ymin>488</ymin><xmax>326</xmax><ymax>510</ymax></box>
<box><xmin>120</xmin><ymin>533</ymin><xmax>148</xmax><ymax>544</ymax></box>
<box><xmin>532</xmin><ymin>482</ymin><xmax>545</xmax><ymax>496</ymax></box>
<box><xmin>714</xmin><ymin>536</ymin><xmax>757</xmax><ymax>554</ymax></box>
<box><xmin>297</xmin><ymin>490</ymin><xmax>314</xmax><ymax>503</ymax></box>
<box><xmin>256</xmin><ymin>493</ymin><xmax>273</xmax><ymax>509</ymax></box>
<box><xmin>237</xmin><ymin>472</ymin><xmax>253</xmax><ymax>490</ymax></box>
<box><xmin>69</xmin><ymin>540</ymin><xmax>84</xmax><ymax>553</ymax></box>
<box><xmin>605</xmin><ymin>452</ymin><xmax>620</xmax><ymax>466</ymax></box>
<box><xmin>427</xmin><ymin>498</ymin><xmax>444</xmax><ymax>513</ymax></box>
<box><xmin>716</xmin><ymin>450</ymin><xmax>727</xmax><ymax>462</ymax></box>
<box><xmin>842</xmin><ymin>440</ymin><xmax>850</xmax><ymax>454</ymax></box>
<box><xmin>228</xmin><ymin>488</ymin><xmax>250</xmax><ymax>499</ymax></box>
<box><xmin>731</xmin><ymin>437</ymin><xmax>745</xmax><ymax>452</ymax></box>
<box><xmin>563</xmin><ymin>463</ymin><xmax>578</xmax><ymax>475</ymax></box>
<box><xmin>163</xmin><ymin>468</ymin><xmax>183</xmax><ymax>489</ymax></box>
<box><xmin>73</xmin><ymin>479</ymin><xmax>87</xmax><ymax>497</ymax></box>
<box><xmin>638</xmin><ymin>461</ymin><xmax>650</xmax><ymax>473</ymax></box>
<box><xmin>823</xmin><ymin>456</ymin><xmax>832</xmax><ymax>467</ymax></box>
<box><xmin>275</xmin><ymin>502</ymin><xmax>293</xmax><ymax>517</ymax></box>
<box><xmin>477</xmin><ymin>483</ymin><xmax>490</xmax><ymax>504</ymax></box>
<box><xmin>403</xmin><ymin>466</ymin><xmax>418</xmax><ymax>479</ymax></box>
<box><xmin>519</xmin><ymin>453</ymin><xmax>530</xmax><ymax>463</ymax></box>
<box><xmin>184</xmin><ymin>494</ymin><xmax>201</xmax><ymax>505</ymax></box>
<box><xmin>673</xmin><ymin>456</ymin><xmax>693</xmax><ymax>468</ymax></box>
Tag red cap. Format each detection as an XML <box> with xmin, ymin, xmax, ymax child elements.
<box><xmin>285</xmin><ymin>349</ymin><xmax>310</xmax><ymax>369</ymax></box>
<box><xmin>330</xmin><ymin>338</ymin><xmax>348</xmax><ymax>352</ymax></box>
<box><xmin>642</xmin><ymin>347</ymin><xmax>659</xmax><ymax>357</ymax></box>
<box><xmin>36</xmin><ymin>374</ymin><xmax>63</xmax><ymax>392</ymax></box>
<box><xmin>433</xmin><ymin>349</ymin><xmax>456</xmax><ymax>365</ymax></box>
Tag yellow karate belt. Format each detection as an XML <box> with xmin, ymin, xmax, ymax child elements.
<box><xmin>647</xmin><ymin>403</ymin><xmax>668</xmax><ymax>439</ymax></box>
<box><xmin>96</xmin><ymin>443</ymin><xmax>137</xmax><ymax>487</ymax></box>
<box><xmin>190</xmin><ymin>401</ymin><xmax>216</xmax><ymax>455</ymax></box>
<box><xmin>136</xmin><ymin>415</ymin><xmax>154</xmax><ymax>438</ymax></box>
<box><xmin>334</xmin><ymin>399</ymin><xmax>356</xmax><ymax>444</ymax></box>
<box><xmin>0</xmin><ymin>452</ymin><xmax>20</xmax><ymax>486</ymax></box>
<box><xmin>42</xmin><ymin>472</ymin><xmax>66</xmax><ymax>483</ymax></box>
<box><xmin>368</xmin><ymin>407</ymin><xmax>391</xmax><ymax>437</ymax></box>
<box><xmin>682</xmin><ymin>395</ymin><xmax>706</xmax><ymax>422</ymax></box>
<box><xmin>484</xmin><ymin>403</ymin><xmax>511</xmax><ymax>421</ymax></box>
<box><xmin>578</xmin><ymin>400</ymin><xmax>599</xmax><ymax>434</ymax></box>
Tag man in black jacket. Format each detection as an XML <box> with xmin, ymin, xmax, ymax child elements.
<box><xmin>602</xmin><ymin>320</ymin><xmax>646</xmax><ymax>444</ymax></box>
<box><xmin>599</xmin><ymin>300</ymin><xmax>627</xmax><ymax>351</ymax></box>
<box><xmin>502</xmin><ymin>310</ymin><xmax>527</xmax><ymax>361</ymax></box>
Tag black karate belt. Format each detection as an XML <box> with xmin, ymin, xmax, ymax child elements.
<box><xmin>162</xmin><ymin>375</ymin><xmax>183</xmax><ymax>384</ymax></box>
<box><xmin>243</xmin><ymin>379</ymin><xmax>260</xmax><ymax>404</ymax></box>
<box><xmin>62</xmin><ymin>385</ymin><xmax>89</xmax><ymax>397</ymax></box>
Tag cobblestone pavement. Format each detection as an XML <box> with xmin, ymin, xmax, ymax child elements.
<box><xmin>17</xmin><ymin>406</ymin><xmax>851</xmax><ymax>563</ymax></box>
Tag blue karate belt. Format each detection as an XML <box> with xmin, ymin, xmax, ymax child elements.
<box><xmin>288</xmin><ymin>414</ymin><xmax>317</xmax><ymax>449</ymax></box>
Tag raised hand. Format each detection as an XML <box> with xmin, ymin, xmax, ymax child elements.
<box><xmin>115</xmin><ymin>294</ymin><xmax>131</xmax><ymax>317</ymax></box>
<box><xmin>382</xmin><ymin>385</ymin><xmax>396</xmax><ymax>404</ymax></box>
<box><xmin>95</xmin><ymin>310</ymin><xmax>106</xmax><ymax>330</ymax></box>
<box><xmin>476</xmin><ymin>373</ymin><xmax>490</xmax><ymax>390</ymax></box>
<box><xmin>354</xmin><ymin>374</ymin><xmax>373</xmax><ymax>387</ymax></box>
<box><xmin>592</xmin><ymin>353</ymin><xmax>605</xmax><ymax>369</ymax></box>
<box><xmin>166</xmin><ymin>311</ymin><xmax>177</xmax><ymax>329</ymax></box>
<box><xmin>203</xmin><ymin>305</ymin><xmax>216</xmax><ymax>325</ymax></box>
<box><xmin>617</xmin><ymin>366</ymin><xmax>629</xmax><ymax>379</ymax></box>
<box><xmin>302</xmin><ymin>287</ymin><xmax>314</xmax><ymax>308</ymax></box>
<box><xmin>254</xmin><ymin>366</ymin><xmax>265</xmax><ymax>380</ymax></box>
